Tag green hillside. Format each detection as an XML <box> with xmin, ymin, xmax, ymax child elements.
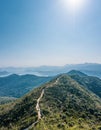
<box><xmin>0</xmin><ymin>75</ymin><xmax>101</xmax><ymax>130</ymax></box>
<box><xmin>0</xmin><ymin>74</ymin><xmax>52</xmax><ymax>98</ymax></box>
<box><xmin>68</xmin><ymin>71</ymin><xmax>101</xmax><ymax>98</ymax></box>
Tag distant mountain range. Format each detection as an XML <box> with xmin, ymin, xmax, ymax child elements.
<box><xmin>0</xmin><ymin>73</ymin><xmax>101</xmax><ymax>130</ymax></box>
<box><xmin>0</xmin><ymin>63</ymin><xmax>101</xmax><ymax>78</ymax></box>
<box><xmin>0</xmin><ymin>74</ymin><xmax>52</xmax><ymax>98</ymax></box>
<box><xmin>0</xmin><ymin>71</ymin><xmax>10</xmax><ymax>77</ymax></box>
<box><xmin>0</xmin><ymin>70</ymin><xmax>101</xmax><ymax>100</ymax></box>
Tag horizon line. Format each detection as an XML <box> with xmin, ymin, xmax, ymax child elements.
<box><xmin>0</xmin><ymin>62</ymin><xmax>101</xmax><ymax>68</ymax></box>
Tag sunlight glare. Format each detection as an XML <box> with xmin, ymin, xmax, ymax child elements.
<box><xmin>60</xmin><ymin>0</ymin><xmax>88</xmax><ymax>14</ymax></box>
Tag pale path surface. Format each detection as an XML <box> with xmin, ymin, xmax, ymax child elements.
<box><xmin>47</xmin><ymin>77</ymin><xmax>59</xmax><ymax>88</ymax></box>
<box><xmin>24</xmin><ymin>89</ymin><xmax>44</xmax><ymax>130</ymax></box>
<box><xmin>24</xmin><ymin>78</ymin><xmax>59</xmax><ymax>130</ymax></box>
<box><xmin>36</xmin><ymin>89</ymin><xmax>44</xmax><ymax>120</ymax></box>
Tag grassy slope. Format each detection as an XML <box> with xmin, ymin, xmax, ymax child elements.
<box><xmin>70</xmin><ymin>74</ymin><xmax>101</xmax><ymax>98</ymax></box>
<box><xmin>0</xmin><ymin>75</ymin><xmax>101</xmax><ymax>130</ymax></box>
<box><xmin>0</xmin><ymin>97</ymin><xmax>16</xmax><ymax>104</ymax></box>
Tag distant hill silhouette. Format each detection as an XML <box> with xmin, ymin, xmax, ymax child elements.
<box><xmin>67</xmin><ymin>70</ymin><xmax>87</xmax><ymax>77</ymax></box>
<box><xmin>1</xmin><ymin>63</ymin><xmax>101</xmax><ymax>78</ymax></box>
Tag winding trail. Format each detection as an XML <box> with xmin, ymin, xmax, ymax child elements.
<box><xmin>36</xmin><ymin>89</ymin><xmax>44</xmax><ymax>120</ymax></box>
<box><xmin>24</xmin><ymin>77</ymin><xmax>59</xmax><ymax>130</ymax></box>
<box><xmin>24</xmin><ymin>89</ymin><xmax>44</xmax><ymax>130</ymax></box>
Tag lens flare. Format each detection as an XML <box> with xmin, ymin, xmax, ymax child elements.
<box><xmin>60</xmin><ymin>0</ymin><xmax>88</xmax><ymax>14</ymax></box>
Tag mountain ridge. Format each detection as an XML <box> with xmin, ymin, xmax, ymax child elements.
<box><xmin>67</xmin><ymin>70</ymin><xmax>87</xmax><ymax>77</ymax></box>
<box><xmin>1</xmin><ymin>63</ymin><xmax>101</xmax><ymax>78</ymax></box>
<box><xmin>0</xmin><ymin>74</ymin><xmax>101</xmax><ymax>130</ymax></box>
<box><xmin>69</xmin><ymin>73</ymin><xmax>101</xmax><ymax>98</ymax></box>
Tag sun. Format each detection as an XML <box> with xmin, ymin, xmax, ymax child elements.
<box><xmin>68</xmin><ymin>0</ymin><xmax>85</xmax><ymax>10</ymax></box>
<box><xmin>60</xmin><ymin>0</ymin><xmax>87</xmax><ymax>14</ymax></box>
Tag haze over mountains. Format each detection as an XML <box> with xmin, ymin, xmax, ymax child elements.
<box><xmin>0</xmin><ymin>63</ymin><xmax>101</xmax><ymax>78</ymax></box>
<box><xmin>0</xmin><ymin>71</ymin><xmax>10</xmax><ymax>77</ymax></box>
<box><xmin>0</xmin><ymin>69</ymin><xmax>101</xmax><ymax>99</ymax></box>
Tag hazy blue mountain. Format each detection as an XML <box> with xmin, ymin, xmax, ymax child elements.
<box><xmin>0</xmin><ymin>74</ymin><xmax>52</xmax><ymax>98</ymax></box>
<box><xmin>0</xmin><ymin>71</ymin><xmax>10</xmax><ymax>77</ymax></box>
<box><xmin>0</xmin><ymin>63</ymin><xmax>101</xmax><ymax>78</ymax></box>
<box><xmin>65</xmin><ymin>63</ymin><xmax>101</xmax><ymax>78</ymax></box>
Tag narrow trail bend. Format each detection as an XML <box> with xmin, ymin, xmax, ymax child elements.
<box><xmin>36</xmin><ymin>89</ymin><xmax>44</xmax><ymax>120</ymax></box>
<box><xmin>23</xmin><ymin>77</ymin><xmax>59</xmax><ymax>130</ymax></box>
<box><xmin>24</xmin><ymin>89</ymin><xmax>44</xmax><ymax>130</ymax></box>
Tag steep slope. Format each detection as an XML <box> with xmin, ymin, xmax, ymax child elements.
<box><xmin>69</xmin><ymin>73</ymin><xmax>101</xmax><ymax>98</ymax></box>
<box><xmin>0</xmin><ymin>75</ymin><xmax>101</xmax><ymax>130</ymax></box>
<box><xmin>0</xmin><ymin>74</ymin><xmax>52</xmax><ymax>98</ymax></box>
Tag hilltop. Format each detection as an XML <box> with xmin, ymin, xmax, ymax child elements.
<box><xmin>67</xmin><ymin>70</ymin><xmax>87</xmax><ymax>77</ymax></box>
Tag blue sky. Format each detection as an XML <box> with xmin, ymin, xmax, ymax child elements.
<box><xmin>0</xmin><ymin>0</ymin><xmax>101</xmax><ymax>67</ymax></box>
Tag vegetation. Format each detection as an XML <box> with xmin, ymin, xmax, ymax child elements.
<box><xmin>0</xmin><ymin>74</ymin><xmax>52</xmax><ymax>98</ymax></box>
<box><xmin>0</xmin><ymin>97</ymin><xmax>16</xmax><ymax>104</ymax></box>
<box><xmin>0</xmin><ymin>74</ymin><xmax>101</xmax><ymax>130</ymax></box>
<box><xmin>68</xmin><ymin>71</ymin><xmax>101</xmax><ymax>98</ymax></box>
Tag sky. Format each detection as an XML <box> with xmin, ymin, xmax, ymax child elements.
<box><xmin>0</xmin><ymin>0</ymin><xmax>101</xmax><ymax>67</ymax></box>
